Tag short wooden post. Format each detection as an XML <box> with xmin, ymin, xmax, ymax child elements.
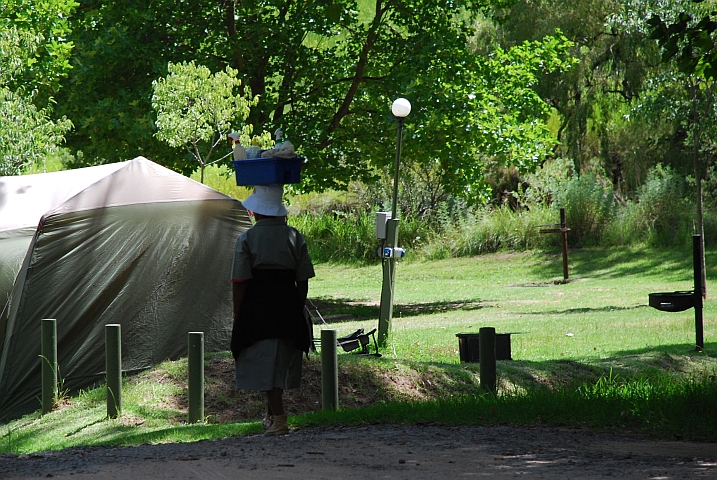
<box><xmin>479</xmin><ymin>327</ymin><xmax>496</xmax><ymax>394</ymax></box>
<box><xmin>41</xmin><ymin>319</ymin><xmax>57</xmax><ymax>415</ymax></box>
<box><xmin>188</xmin><ymin>332</ymin><xmax>205</xmax><ymax>423</ymax></box>
<box><xmin>321</xmin><ymin>329</ymin><xmax>338</xmax><ymax>411</ymax></box>
<box><xmin>105</xmin><ymin>324</ymin><xmax>122</xmax><ymax>418</ymax></box>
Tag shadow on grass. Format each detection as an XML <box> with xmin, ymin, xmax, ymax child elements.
<box><xmin>309</xmin><ymin>297</ymin><xmax>486</xmax><ymax>322</ymax></box>
<box><xmin>520</xmin><ymin>304</ymin><xmax>650</xmax><ymax>316</ymax></box>
<box><xmin>530</xmin><ymin>247</ymin><xmax>717</xmax><ymax>281</ymax></box>
<box><xmin>498</xmin><ymin>342</ymin><xmax>717</xmax><ymax>388</ymax></box>
<box><xmin>92</xmin><ymin>422</ymin><xmax>257</xmax><ymax>447</ymax></box>
<box><xmin>608</xmin><ymin>341</ymin><xmax>717</xmax><ymax>359</ymax></box>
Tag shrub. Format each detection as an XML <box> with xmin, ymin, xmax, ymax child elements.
<box><xmin>519</xmin><ymin>157</ymin><xmax>576</xmax><ymax>208</ymax></box>
<box><xmin>422</xmin><ymin>205</ymin><xmax>556</xmax><ymax>259</ymax></box>
<box><xmin>635</xmin><ymin>165</ymin><xmax>694</xmax><ymax>247</ymax></box>
<box><xmin>554</xmin><ymin>173</ymin><xmax>615</xmax><ymax>246</ymax></box>
<box><xmin>291</xmin><ymin>210</ymin><xmax>430</xmax><ymax>265</ymax></box>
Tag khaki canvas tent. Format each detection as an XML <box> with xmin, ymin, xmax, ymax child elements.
<box><xmin>0</xmin><ymin>157</ymin><xmax>251</xmax><ymax>420</ymax></box>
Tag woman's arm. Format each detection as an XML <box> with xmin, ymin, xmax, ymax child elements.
<box><xmin>296</xmin><ymin>280</ymin><xmax>309</xmax><ymax>306</ymax></box>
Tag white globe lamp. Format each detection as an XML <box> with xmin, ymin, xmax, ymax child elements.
<box><xmin>392</xmin><ymin>98</ymin><xmax>411</xmax><ymax>118</ymax></box>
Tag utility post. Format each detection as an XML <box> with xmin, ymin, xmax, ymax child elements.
<box><xmin>378</xmin><ymin>98</ymin><xmax>411</xmax><ymax>347</ymax></box>
<box><xmin>378</xmin><ymin>217</ymin><xmax>399</xmax><ymax>345</ymax></box>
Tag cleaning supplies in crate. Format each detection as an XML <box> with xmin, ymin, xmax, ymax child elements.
<box><xmin>261</xmin><ymin>128</ymin><xmax>295</xmax><ymax>159</ymax></box>
<box><xmin>227</xmin><ymin>133</ymin><xmax>247</xmax><ymax>160</ymax></box>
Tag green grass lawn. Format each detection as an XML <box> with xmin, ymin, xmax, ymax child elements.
<box><xmin>2</xmin><ymin>246</ymin><xmax>716</xmax><ymax>452</ymax></box>
<box><xmin>310</xmin><ymin>246</ymin><xmax>714</xmax><ymax>365</ymax></box>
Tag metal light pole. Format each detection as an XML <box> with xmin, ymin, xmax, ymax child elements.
<box><xmin>378</xmin><ymin>98</ymin><xmax>411</xmax><ymax>346</ymax></box>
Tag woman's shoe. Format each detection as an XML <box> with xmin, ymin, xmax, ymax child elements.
<box><xmin>263</xmin><ymin>414</ymin><xmax>289</xmax><ymax>436</ymax></box>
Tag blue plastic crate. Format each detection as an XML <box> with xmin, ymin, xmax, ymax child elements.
<box><xmin>231</xmin><ymin>157</ymin><xmax>304</xmax><ymax>186</ymax></box>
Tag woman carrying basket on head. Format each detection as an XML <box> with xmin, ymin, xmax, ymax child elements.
<box><xmin>231</xmin><ymin>185</ymin><xmax>315</xmax><ymax>436</ymax></box>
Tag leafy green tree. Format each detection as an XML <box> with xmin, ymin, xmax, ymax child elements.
<box><xmin>151</xmin><ymin>61</ymin><xmax>265</xmax><ymax>183</ymax></box>
<box><xmin>1</xmin><ymin>0</ymin><xmax>77</xmax><ymax>100</ymax></box>
<box><xmin>0</xmin><ymin>0</ymin><xmax>75</xmax><ymax>175</ymax></box>
<box><xmin>0</xmin><ymin>86</ymin><xmax>72</xmax><ymax>176</ymax></box>
<box><xmin>54</xmin><ymin>0</ymin><xmax>221</xmax><ymax>172</ymax></box>
<box><xmin>57</xmin><ymin>0</ymin><xmax>574</xmax><ymax>200</ymax></box>
<box><xmin>400</xmin><ymin>32</ymin><xmax>577</xmax><ymax>204</ymax></box>
<box><xmin>492</xmin><ymin>0</ymin><xmax>660</xmax><ymax>182</ymax></box>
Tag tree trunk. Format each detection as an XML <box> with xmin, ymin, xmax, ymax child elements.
<box><xmin>317</xmin><ymin>0</ymin><xmax>387</xmax><ymax>151</ymax></box>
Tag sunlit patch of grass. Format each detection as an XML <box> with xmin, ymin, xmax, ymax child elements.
<box><xmin>2</xmin><ymin>248</ymin><xmax>717</xmax><ymax>453</ymax></box>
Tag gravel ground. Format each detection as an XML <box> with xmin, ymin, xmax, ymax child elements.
<box><xmin>1</xmin><ymin>424</ymin><xmax>716</xmax><ymax>479</ymax></box>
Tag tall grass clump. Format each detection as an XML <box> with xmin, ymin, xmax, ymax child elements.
<box><xmin>421</xmin><ymin>205</ymin><xmax>557</xmax><ymax>259</ymax></box>
<box><xmin>290</xmin><ymin>211</ymin><xmax>429</xmax><ymax>264</ymax></box>
<box><xmin>602</xmin><ymin>200</ymin><xmax>647</xmax><ymax>246</ymax></box>
<box><xmin>554</xmin><ymin>172</ymin><xmax>615</xmax><ymax>246</ymax></box>
<box><xmin>290</xmin><ymin>211</ymin><xmax>377</xmax><ymax>264</ymax></box>
<box><xmin>637</xmin><ymin>165</ymin><xmax>694</xmax><ymax>246</ymax></box>
<box><xmin>604</xmin><ymin>165</ymin><xmax>695</xmax><ymax>247</ymax></box>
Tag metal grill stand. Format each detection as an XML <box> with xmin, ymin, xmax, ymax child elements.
<box><xmin>648</xmin><ymin>234</ymin><xmax>704</xmax><ymax>351</ymax></box>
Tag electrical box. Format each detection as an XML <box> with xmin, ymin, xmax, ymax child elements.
<box><xmin>376</xmin><ymin>247</ymin><xmax>405</xmax><ymax>258</ymax></box>
<box><xmin>375</xmin><ymin>212</ymin><xmax>392</xmax><ymax>239</ymax></box>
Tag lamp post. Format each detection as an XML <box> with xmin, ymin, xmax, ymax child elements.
<box><xmin>378</xmin><ymin>98</ymin><xmax>411</xmax><ymax>346</ymax></box>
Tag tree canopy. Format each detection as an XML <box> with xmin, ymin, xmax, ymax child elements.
<box><xmin>0</xmin><ymin>0</ymin><xmax>75</xmax><ymax>175</ymax></box>
<box><xmin>54</xmin><ymin>0</ymin><xmax>573</xmax><ymax>199</ymax></box>
<box><xmin>151</xmin><ymin>61</ymin><xmax>265</xmax><ymax>183</ymax></box>
<box><xmin>5</xmin><ymin>0</ymin><xmax>707</xmax><ymax>214</ymax></box>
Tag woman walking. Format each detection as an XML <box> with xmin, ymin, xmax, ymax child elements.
<box><xmin>231</xmin><ymin>185</ymin><xmax>314</xmax><ymax>436</ymax></box>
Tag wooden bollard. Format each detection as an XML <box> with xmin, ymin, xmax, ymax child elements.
<box><xmin>321</xmin><ymin>329</ymin><xmax>338</xmax><ymax>412</ymax></box>
<box><xmin>479</xmin><ymin>327</ymin><xmax>497</xmax><ymax>394</ymax></box>
<box><xmin>188</xmin><ymin>332</ymin><xmax>204</xmax><ymax>423</ymax></box>
<box><xmin>41</xmin><ymin>319</ymin><xmax>57</xmax><ymax>415</ymax></box>
<box><xmin>105</xmin><ymin>324</ymin><xmax>122</xmax><ymax>418</ymax></box>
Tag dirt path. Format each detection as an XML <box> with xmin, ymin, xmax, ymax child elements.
<box><xmin>1</xmin><ymin>424</ymin><xmax>716</xmax><ymax>479</ymax></box>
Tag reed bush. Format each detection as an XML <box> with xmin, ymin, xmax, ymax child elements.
<box><xmin>554</xmin><ymin>173</ymin><xmax>615</xmax><ymax>246</ymax></box>
<box><xmin>289</xmin><ymin>211</ymin><xmax>433</xmax><ymax>264</ymax></box>
<box><xmin>421</xmin><ymin>205</ymin><xmax>557</xmax><ymax>259</ymax></box>
<box><xmin>290</xmin><ymin>211</ymin><xmax>378</xmax><ymax>264</ymax></box>
<box><xmin>636</xmin><ymin>165</ymin><xmax>695</xmax><ymax>247</ymax></box>
<box><xmin>200</xmin><ymin>160</ymin><xmax>712</xmax><ymax>263</ymax></box>
<box><xmin>601</xmin><ymin>200</ymin><xmax>645</xmax><ymax>246</ymax></box>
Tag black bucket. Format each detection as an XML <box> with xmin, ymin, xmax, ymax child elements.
<box><xmin>456</xmin><ymin>333</ymin><xmax>513</xmax><ymax>362</ymax></box>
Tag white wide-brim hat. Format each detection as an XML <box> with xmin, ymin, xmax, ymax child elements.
<box><xmin>242</xmin><ymin>185</ymin><xmax>288</xmax><ymax>216</ymax></box>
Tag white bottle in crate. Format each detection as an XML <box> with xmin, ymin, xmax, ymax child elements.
<box><xmin>227</xmin><ymin>132</ymin><xmax>247</xmax><ymax>160</ymax></box>
<box><xmin>246</xmin><ymin>139</ymin><xmax>261</xmax><ymax>159</ymax></box>
<box><xmin>233</xmin><ymin>142</ymin><xmax>247</xmax><ymax>160</ymax></box>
